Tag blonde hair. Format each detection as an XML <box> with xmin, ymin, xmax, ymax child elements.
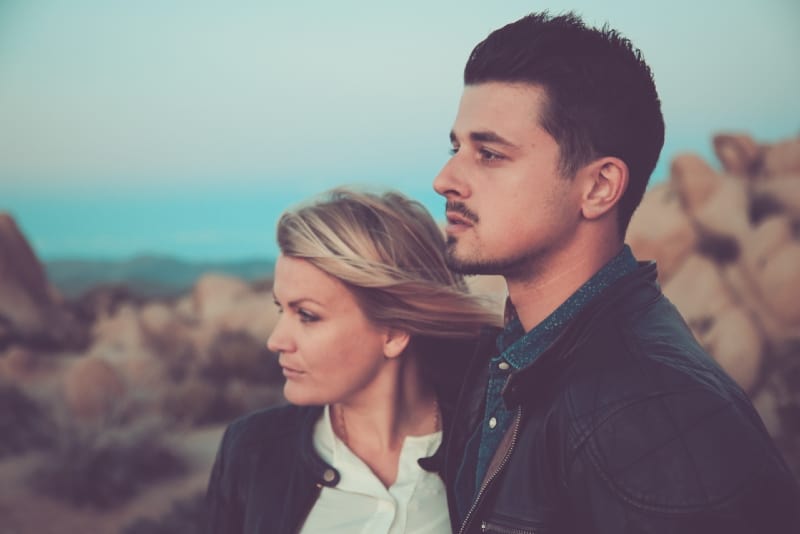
<box><xmin>276</xmin><ymin>188</ymin><xmax>502</xmax><ymax>339</ymax></box>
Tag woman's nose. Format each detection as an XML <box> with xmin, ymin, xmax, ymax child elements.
<box><xmin>266</xmin><ymin>314</ymin><xmax>293</xmax><ymax>354</ymax></box>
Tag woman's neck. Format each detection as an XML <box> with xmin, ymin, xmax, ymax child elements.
<box><xmin>330</xmin><ymin>352</ymin><xmax>439</xmax><ymax>486</ymax></box>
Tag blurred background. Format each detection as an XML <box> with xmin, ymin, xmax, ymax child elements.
<box><xmin>1</xmin><ymin>1</ymin><xmax>798</xmax><ymax>532</ymax></box>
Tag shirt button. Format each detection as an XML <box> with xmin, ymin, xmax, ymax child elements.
<box><xmin>322</xmin><ymin>469</ymin><xmax>336</xmax><ymax>482</ymax></box>
<box><xmin>377</xmin><ymin>501</ymin><xmax>394</xmax><ymax>512</ymax></box>
<box><xmin>498</xmin><ymin>361</ymin><xmax>510</xmax><ymax>371</ymax></box>
<box><xmin>488</xmin><ymin>417</ymin><xmax>497</xmax><ymax>429</ymax></box>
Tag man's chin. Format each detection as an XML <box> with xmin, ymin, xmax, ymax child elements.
<box><xmin>445</xmin><ymin>249</ymin><xmax>498</xmax><ymax>276</ymax></box>
<box><xmin>445</xmin><ymin>243</ymin><xmax>529</xmax><ymax>277</ymax></box>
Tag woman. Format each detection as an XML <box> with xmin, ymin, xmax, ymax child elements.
<box><xmin>205</xmin><ymin>189</ymin><xmax>501</xmax><ymax>533</ymax></box>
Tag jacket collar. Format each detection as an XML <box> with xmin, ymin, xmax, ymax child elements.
<box><xmin>501</xmin><ymin>261</ymin><xmax>660</xmax><ymax>408</ymax></box>
<box><xmin>297</xmin><ymin>405</ymin><xmax>341</xmax><ymax>487</ymax></box>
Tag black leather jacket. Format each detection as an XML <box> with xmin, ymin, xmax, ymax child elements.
<box><xmin>444</xmin><ymin>263</ymin><xmax>800</xmax><ymax>534</ymax></box>
<box><xmin>205</xmin><ymin>404</ymin><xmax>335</xmax><ymax>534</ymax></box>
<box><xmin>204</xmin><ymin>337</ymin><xmax>474</xmax><ymax>534</ymax></box>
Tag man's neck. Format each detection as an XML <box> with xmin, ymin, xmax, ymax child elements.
<box><xmin>506</xmin><ymin>242</ymin><xmax>623</xmax><ymax>332</ymax></box>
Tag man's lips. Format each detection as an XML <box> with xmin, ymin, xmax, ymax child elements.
<box><xmin>445</xmin><ymin>211</ymin><xmax>475</xmax><ymax>226</ymax></box>
<box><xmin>445</xmin><ymin>211</ymin><xmax>476</xmax><ymax>234</ymax></box>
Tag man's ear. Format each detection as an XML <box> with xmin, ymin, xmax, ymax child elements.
<box><xmin>383</xmin><ymin>329</ymin><xmax>411</xmax><ymax>359</ymax></box>
<box><xmin>580</xmin><ymin>157</ymin><xmax>628</xmax><ymax>220</ymax></box>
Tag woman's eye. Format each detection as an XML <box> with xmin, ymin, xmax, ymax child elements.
<box><xmin>298</xmin><ymin>309</ymin><xmax>319</xmax><ymax>323</ymax></box>
<box><xmin>448</xmin><ymin>146</ymin><xmax>459</xmax><ymax>156</ymax></box>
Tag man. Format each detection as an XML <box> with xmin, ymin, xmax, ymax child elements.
<box><xmin>434</xmin><ymin>12</ymin><xmax>799</xmax><ymax>534</ymax></box>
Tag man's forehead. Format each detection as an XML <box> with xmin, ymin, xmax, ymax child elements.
<box><xmin>452</xmin><ymin>82</ymin><xmax>547</xmax><ymax>138</ymax></box>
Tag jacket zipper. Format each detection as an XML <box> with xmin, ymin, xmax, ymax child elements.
<box><xmin>458</xmin><ymin>406</ymin><xmax>524</xmax><ymax>534</ymax></box>
<box><xmin>480</xmin><ymin>520</ymin><xmax>536</xmax><ymax>534</ymax></box>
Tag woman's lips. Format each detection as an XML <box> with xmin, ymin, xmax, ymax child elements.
<box><xmin>279</xmin><ymin>362</ymin><xmax>305</xmax><ymax>378</ymax></box>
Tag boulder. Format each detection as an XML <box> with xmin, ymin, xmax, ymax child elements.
<box><xmin>173</xmin><ymin>294</ymin><xmax>197</xmax><ymax>322</ymax></box>
<box><xmin>90</xmin><ymin>304</ymin><xmax>151</xmax><ymax>363</ymax></box>
<box><xmin>718</xmin><ymin>215</ymin><xmax>800</xmax><ymax>337</ymax></box>
<box><xmin>692</xmin><ymin>176</ymin><xmax>751</xmax><ymax>242</ymax></box>
<box><xmin>0</xmin><ymin>213</ymin><xmax>85</xmax><ymax>349</ymax></box>
<box><xmin>89</xmin><ymin>304</ymin><xmax>169</xmax><ymax>389</ymax></box>
<box><xmin>192</xmin><ymin>274</ymin><xmax>251</xmax><ymax>323</ymax></box>
<box><xmin>713</xmin><ymin>133</ymin><xmax>763</xmax><ymax>177</ymax></box>
<box><xmin>0</xmin><ymin>345</ymin><xmax>38</xmax><ymax>382</ymax></box>
<box><xmin>139</xmin><ymin>302</ymin><xmax>180</xmax><ymax>339</ymax></box>
<box><xmin>752</xmin><ymin>177</ymin><xmax>800</xmax><ymax>219</ymax></box>
<box><xmin>662</xmin><ymin>254</ymin><xmax>734</xmax><ymax>325</ymax></box>
<box><xmin>713</xmin><ymin>134</ymin><xmax>800</xmax><ymax>180</ymax></box>
<box><xmin>701</xmin><ymin>307</ymin><xmax>764</xmax><ymax>393</ymax></box>
<box><xmin>739</xmin><ymin>216</ymin><xmax>793</xmax><ymax>279</ymax></box>
<box><xmin>762</xmin><ymin>136</ymin><xmax>800</xmax><ymax>178</ymax></box>
<box><xmin>215</xmin><ymin>292</ymin><xmax>281</xmax><ymax>342</ymax></box>
<box><xmin>63</xmin><ymin>356</ymin><xmax>126</xmax><ymax>420</ymax></box>
<box><xmin>670</xmin><ymin>154</ymin><xmax>724</xmax><ymax>213</ymax></box>
<box><xmin>627</xmin><ymin>182</ymin><xmax>697</xmax><ymax>282</ymax></box>
<box><xmin>757</xmin><ymin>244</ymin><xmax>800</xmax><ymax>327</ymax></box>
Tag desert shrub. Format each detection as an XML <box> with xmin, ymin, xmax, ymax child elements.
<box><xmin>153</xmin><ymin>335</ymin><xmax>197</xmax><ymax>383</ymax></box>
<box><xmin>122</xmin><ymin>493</ymin><xmax>205</xmax><ymax>534</ymax></box>
<box><xmin>0</xmin><ymin>381</ymin><xmax>53</xmax><ymax>458</ymax></box>
<box><xmin>30</xmin><ymin>418</ymin><xmax>186</xmax><ymax>509</ymax></box>
<box><xmin>161</xmin><ymin>377</ymin><xmax>245</xmax><ymax>426</ymax></box>
<box><xmin>68</xmin><ymin>284</ymin><xmax>143</xmax><ymax>323</ymax></box>
<box><xmin>202</xmin><ymin>331</ymin><xmax>282</xmax><ymax>385</ymax></box>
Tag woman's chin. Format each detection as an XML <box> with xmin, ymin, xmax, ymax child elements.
<box><xmin>283</xmin><ymin>383</ymin><xmax>321</xmax><ymax>406</ymax></box>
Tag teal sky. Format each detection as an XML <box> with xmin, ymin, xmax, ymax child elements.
<box><xmin>1</xmin><ymin>0</ymin><xmax>798</xmax><ymax>260</ymax></box>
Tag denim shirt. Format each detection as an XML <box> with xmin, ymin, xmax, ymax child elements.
<box><xmin>458</xmin><ymin>245</ymin><xmax>638</xmax><ymax>514</ymax></box>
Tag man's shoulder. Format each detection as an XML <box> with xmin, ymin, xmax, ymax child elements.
<box><xmin>561</xmin><ymin>328</ymin><xmax>793</xmax><ymax>511</ymax></box>
<box><xmin>563</xmin><ymin>304</ymin><xmax>756</xmax><ymax>446</ymax></box>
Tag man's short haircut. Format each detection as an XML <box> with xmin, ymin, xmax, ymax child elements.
<box><xmin>464</xmin><ymin>12</ymin><xmax>665</xmax><ymax>235</ymax></box>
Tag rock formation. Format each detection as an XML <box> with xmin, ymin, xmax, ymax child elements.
<box><xmin>0</xmin><ymin>214</ymin><xmax>86</xmax><ymax>350</ymax></box>
<box><xmin>627</xmin><ymin>132</ymin><xmax>800</xmax><ymax>477</ymax></box>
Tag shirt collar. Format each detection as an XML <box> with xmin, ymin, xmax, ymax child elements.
<box><xmin>497</xmin><ymin>245</ymin><xmax>638</xmax><ymax>369</ymax></box>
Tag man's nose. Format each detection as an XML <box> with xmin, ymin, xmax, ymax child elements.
<box><xmin>433</xmin><ymin>155</ymin><xmax>470</xmax><ymax>199</ymax></box>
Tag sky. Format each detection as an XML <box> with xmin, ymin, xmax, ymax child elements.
<box><xmin>1</xmin><ymin>0</ymin><xmax>798</xmax><ymax>261</ymax></box>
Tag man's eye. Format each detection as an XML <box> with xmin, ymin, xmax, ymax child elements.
<box><xmin>273</xmin><ymin>301</ymin><xmax>283</xmax><ymax>313</ymax></box>
<box><xmin>479</xmin><ymin>148</ymin><xmax>503</xmax><ymax>161</ymax></box>
<box><xmin>448</xmin><ymin>146</ymin><xmax>459</xmax><ymax>156</ymax></box>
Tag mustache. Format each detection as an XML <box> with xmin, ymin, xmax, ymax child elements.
<box><xmin>446</xmin><ymin>201</ymin><xmax>479</xmax><ymax>224</ymax></box>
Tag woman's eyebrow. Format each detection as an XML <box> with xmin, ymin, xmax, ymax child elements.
<box><xmin>272</xmin><ymin>293</ymin><xmax>323</xmax><ymax>308</ymax></box>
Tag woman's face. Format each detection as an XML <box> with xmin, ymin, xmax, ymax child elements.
<box><xmin>267</xmin><ymin>255</ymin><xmax>393</xmax><ymax>406</ymax></box>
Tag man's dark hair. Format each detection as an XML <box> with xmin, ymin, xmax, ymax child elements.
<box><xmin>464</xmin><ymin>11</ymin><xmax>665</xmax><ymax>235</ymax></box>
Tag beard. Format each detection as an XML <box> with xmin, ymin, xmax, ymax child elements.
<box><xmin>444</xmin><ymin>235</ymin><xmax>535</xmax><ymax>278</ymax></box>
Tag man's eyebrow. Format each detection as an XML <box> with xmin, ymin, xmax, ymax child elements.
<box><xmin>449</xmin><ymin>129</ymin><xmax>519</xmax><ymax>149</ymax></box>
<box><xmin>470</xmin><ymin>130</ymin><xmax>518</xmax><ymax>148</ymax></box>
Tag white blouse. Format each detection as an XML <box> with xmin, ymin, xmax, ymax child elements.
<box><xmin>299</xmin><ymin>405</ymin><xmax>451</xmax><ymax>534</ymax></box>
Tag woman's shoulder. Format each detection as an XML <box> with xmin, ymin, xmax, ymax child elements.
<box><xmin>222</xmin><ymin>403</ymin><xmax>322</xmax><ymax>451</ymax></box>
